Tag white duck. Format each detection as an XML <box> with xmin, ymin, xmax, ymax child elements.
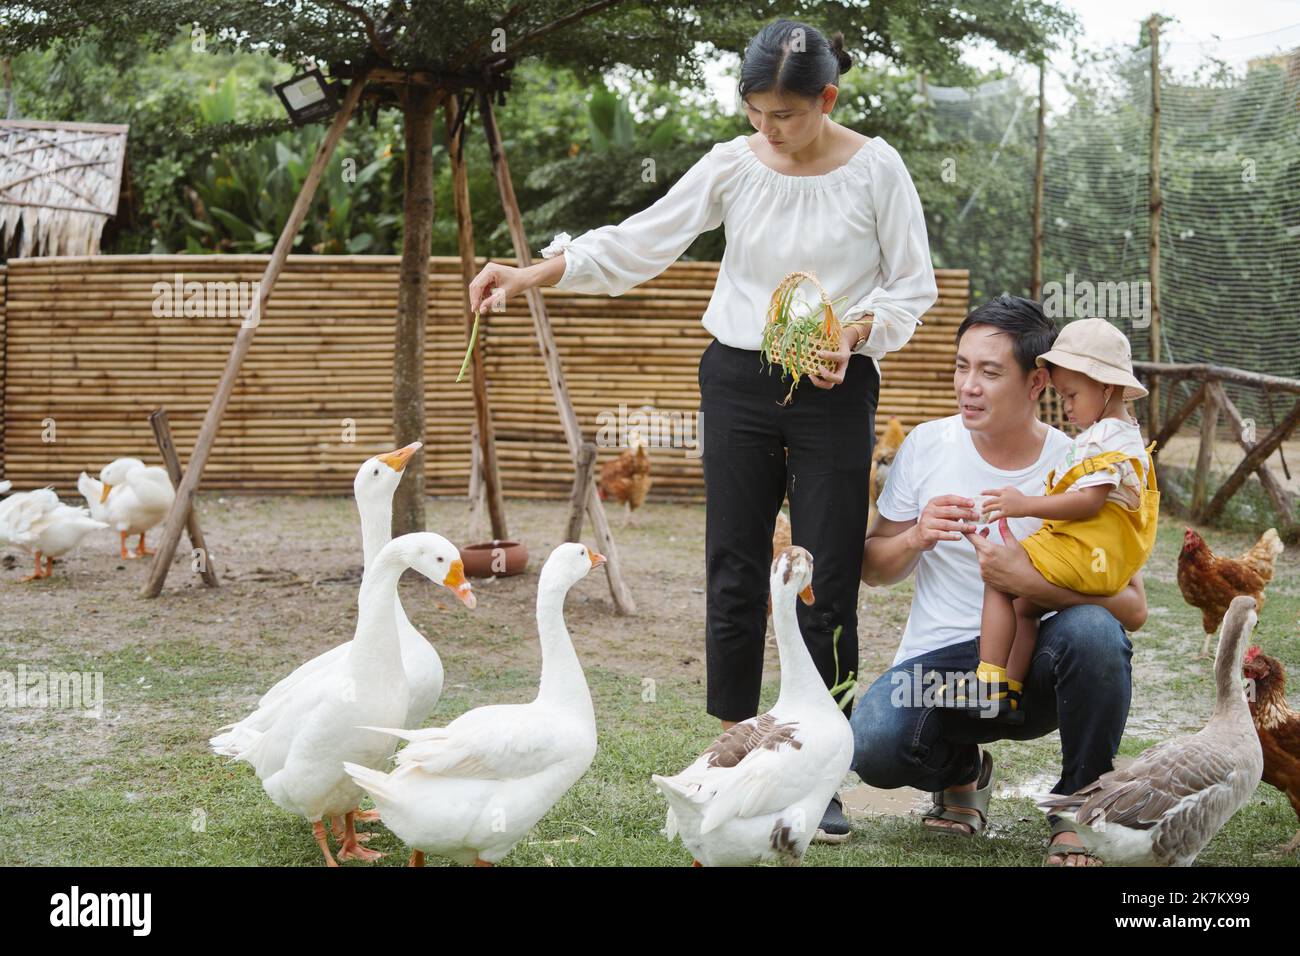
<box><xmin>1037</xmin><ymin>595</ymin><xmax>1264</xmax><ymax>866</ymax></box>
<box><xmin>0</xmin><ymin>487</ymin><xmax>108</xmax><ymax>581</ymax></box>
<box><xmin>653</xmin><ymin>546</ymin><xmax>855</xmax><ymax>866</ymax></box>
<box><xmin>78</xmin><ymin>457</ymin><xmax>175</xmax><ymax>559</ymax></box>
<box><xmin>210</xmin><ymin>443</ymin><xmax>454</xmax><ymax>763</ymax></box>
<box><xmin>248</xmin><ymin>531</ymin><xmax>472</xmax><ymax>866</ymax></box>
<box><xmin>344</xmin><ymin>542</ymin><xmax>604</xmax><ymax>867</ymax></box>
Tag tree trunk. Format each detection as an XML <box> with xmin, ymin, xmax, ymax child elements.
<box><xmin>392</xmin><ymin>83</ymin><xmax>436</xmax><ymax>536</ymax></box>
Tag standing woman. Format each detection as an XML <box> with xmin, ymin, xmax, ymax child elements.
<box><xmin>468</xmin><ymin>19</ymin><xmax>937</xmax><ymax>838</ymax></box>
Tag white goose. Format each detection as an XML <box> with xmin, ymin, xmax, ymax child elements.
<box><xmin>1037</xmin><ymin>595</ymin><xmax>1264</xmax><ymax>866</ymax></box>
<box><xmin>0</xmin><ymin>487</ymin><xmax>108</xmax><ymax>581</ymax></box>
<box><xmin>344</xmin><ymin>542</ymin><xmax>603</xmax><ymax>867</ymax></box>
<box><xmin>210</xmin><ymin>443</ymin><xmax>453</xmax><ymax>760</ymax></box>
<box><xmin>653</xmin><ymin>546</ymin><xmax>855</xmax><ymax>866</ymax></box>
<box><xmin>250</xmin><ymin>531</ymin><xmax>472</xmax><ymax>866</ymax></box>
<box><xmin>78</xmin><ymin>458</ymin><xmax>174</xmax><ymax>559</ymax></box>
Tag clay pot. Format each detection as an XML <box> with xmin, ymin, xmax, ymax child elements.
<box><xmin>460</xmin><ymin>540</ymin><xmax>529</xmax><ymax>578</ymax></box>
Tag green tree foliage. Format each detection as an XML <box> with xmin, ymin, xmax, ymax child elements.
<box><xmin>3</xmin><ymin>1</ymin><xmax>1076</xmax><ymax>262</ymax></box>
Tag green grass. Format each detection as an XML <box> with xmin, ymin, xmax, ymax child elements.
<box><xmin>1</xmin><ymin>507</ymin><xmax>1298</xmax><ymax>866</ymax></box>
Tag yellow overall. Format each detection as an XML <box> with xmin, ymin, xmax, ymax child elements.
<box><xmin>1020</xmin><ymin>441</ymin><xmax>1160</xmax><ymax>596</ymax></box>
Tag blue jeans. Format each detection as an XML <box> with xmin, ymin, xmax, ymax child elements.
<box><xmin>850</xmin><ymin>604</ymin><xmax>1132</xmax><ymax>798</ymax></box>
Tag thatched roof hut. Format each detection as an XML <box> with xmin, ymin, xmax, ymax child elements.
<box><xmin>0</xmin><ymin>119</ymin><xmax>128</xmax><ymax>257</ymax></box>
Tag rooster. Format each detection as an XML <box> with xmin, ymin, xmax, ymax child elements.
<box><xmin>597</xmin><ymin>430</ymin><xmax>651</xmax><ymax>526</ymax></box>
<box><xmin>1243</xmin><ymin>646</ymin><xmax>1300</xmax><ymax>855</ymax></box>
<box><xmin>1177</xmin><ymin>527</ymin><xmax>1283</xmax><ymax>658</ymax></box>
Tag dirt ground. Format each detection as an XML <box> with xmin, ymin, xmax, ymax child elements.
<box><xmin>0</xmin><ymin>491</ymin><xmax>915</xmax><ymax>691</ymax></box>
<box><xmin>0</xmin><ymin>490</ymin><xmax>919</xmax><ymax>823</ymax></box>
<box><xmin>4</xmin><ymin>486</ymin><xmax>1298</xmax><ymax>837</ymax></box>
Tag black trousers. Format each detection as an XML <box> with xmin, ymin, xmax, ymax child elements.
<box><xmin>698</xmin><ymin>339</ymin><xmax>878</xmax><ymax>722</ymax></box>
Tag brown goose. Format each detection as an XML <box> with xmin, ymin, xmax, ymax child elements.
<box><xmin>1036</xmin><ymin>595</ymin><xmax>1263</xmax><ymax>866</ymax></box>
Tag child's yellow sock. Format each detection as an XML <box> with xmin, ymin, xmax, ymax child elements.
<box><xmin>976</xmin><ymin>661</ymin><xmax>1008</xmax><ymax>700</ymax></box>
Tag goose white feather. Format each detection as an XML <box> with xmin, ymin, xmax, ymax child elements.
<box><xmin>0</xmin><ymin>487</ymin><xmax>107</xmax><ymax>579</ymax></box>
<box><xmin>210</xmin><ymin>444</ymin><xmax>458</xmax><ymax>758</ymax></box>
<box><xmin>652</xmin><ymin>546</ymin><xmax>854</xmax><ymax>866</ymax></box>
<box><xmin>243</xmin><ymin>531</ymin><xmax>470</xmax><ymax>864</ymax></box>
<box><xmin>78</xmin><ymin>458</ymin><xmax>174</xmax><ymax>558</ymax></box>
<box><xmin>1036</xmin><ymin>595</ymin><xmax>1264</xmax><ymax>866</ymax></box>
<box><xmin>344</xmin><ymin>542</ymin><xmax>603</xmax><ymax>866</ymax></box>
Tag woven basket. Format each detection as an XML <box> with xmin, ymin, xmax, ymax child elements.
<box><xmin>760</xmin><ymin>270</ymin><xmax>848</xmax><ymax>405</ymax></box>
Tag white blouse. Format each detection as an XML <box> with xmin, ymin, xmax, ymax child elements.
<box><xmin>543</xmin><ymin>133</ymin><xmax>938</xmax><ymax>376</ymax></box>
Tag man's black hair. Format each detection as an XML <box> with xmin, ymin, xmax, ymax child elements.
<box><xmin>954</xmin><ymin>294</ymin><xmax>1057</xmax><ymax>375</ymax></box>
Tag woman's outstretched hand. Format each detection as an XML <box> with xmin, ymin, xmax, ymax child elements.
<box><xmin>468</xmin><ymin>261</ymin><xmax>531</xmax><ymax>314</ymax></box>
<box><xmin>808</xmin><ymin>327</ymin><xmax>864</xmax><ymax>389</ymax></box>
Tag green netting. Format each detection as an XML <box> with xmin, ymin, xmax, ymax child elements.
<box><xmin>921</xmin><ymin>24</ymin><xmax>1300</xmax><ymax>428</ymax></box>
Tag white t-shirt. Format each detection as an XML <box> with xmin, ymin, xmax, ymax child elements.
<box><xmin>1053</xmin><ymin>416</ymin><xmax>1150</xmax><ymax>510</ymax></box>
<box><xmin>875</xmin><ymin>414</ymin><xmax>1074</xmax><ymax>666</ymax></box>
<box><xmin>548</xmin><ymin>134</ymin><xmax>939</xmax><ymax>379</ymax></box>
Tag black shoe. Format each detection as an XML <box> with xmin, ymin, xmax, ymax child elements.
<box><xmin>933</xmin><ymin>672</ymin><xmax>994</xmax><ymax>712</ymax></box>
<box><xmin>992</xmin><ymin>690</ymin><xmax>1026</xmax><ymax>725</ymax></box>
<box><xmin>971</xmin><ymin>687</ymin><xmax>1025</xmax><ymax>725</ymax></box>
<box><xmin>812</xmin><ymin>793</ymin><xmax>851</xmax><ymax>845</ymax></box>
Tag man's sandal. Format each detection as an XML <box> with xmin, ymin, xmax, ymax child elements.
<box><xmin>921</xmin><ymin>750</ymin><xmax>994</xmax><ymax>836</ymax></box>
<box><xmin>1044</xmin><ymin>815</ymin><xmax>1103</xmax><ymax>866</ymax></box>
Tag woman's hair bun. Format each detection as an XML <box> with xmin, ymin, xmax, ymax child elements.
<box><xmin>829</xmin><ymin>30</ymin><xmax>852</xmax><ymax>75</ymax></box>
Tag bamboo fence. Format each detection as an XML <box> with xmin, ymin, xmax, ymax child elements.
<box><xmin>0</xmin><ymin>255</ymin><xmax>970</xmax><ymax>501</ymax></box>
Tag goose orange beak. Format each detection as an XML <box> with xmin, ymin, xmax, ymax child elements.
<box><xmin>799</xmin><ymin>583</ymin><xmax>815</xmax><ymax>605</ymax></box>
<box><xmin>378</xmin><ymin>441</ymin><xmax>423</xmax><ymax>472</ymax></box>
<box><xmin>443</xmin><ymin>558</ymin><xmax>476</xmax><ymax>609</ymax></box>
<box><xmin>589</xmin><ymin>550</ymin><xmax>606</xmax><ymax>568</ymax></box>
<box><xmin>99</xmin><ymin>483</ymin><xmax>112</xmax><ymax>504</ymax></box>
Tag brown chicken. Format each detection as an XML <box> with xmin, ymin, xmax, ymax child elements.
<box><xmin>870</xmin><ymin>416</ymin><xmax>907</xmax><ymax>511</ymax></box>
<box><xmin>597</xmin><ymin>431</ymin><xmax>651</xmax><ymax>525</ymax></box>
<box><xmin>765</xmin><ymin>510</ymin><xmax>793</xmax><ymax>618</ymax></box>
<box><xmin>1243</xmin><ymin>646</ymin><xmax>1300</xmax><ymax>854</ymax></box>
<box><xmin>1178</xmin><ymin>527</ymin><xmax>1283</xmax><ymax>658</ymax></box>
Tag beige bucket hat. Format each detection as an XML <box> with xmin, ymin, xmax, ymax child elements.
<box><xmin>1035</xmin><ymin>318</ymin><xmax>1148</xmax><ymax>400</ymax></box>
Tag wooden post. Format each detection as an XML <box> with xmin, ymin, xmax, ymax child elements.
<box><xmin>1190</xmin><ymin>385</ymin><xmax>1218</xmax><ymax>519</ymax></box>
<box><xmin>1208</xmin><ymin>381</ymin><xmax>1296</xmax><ymax>532</ymax></box>
<box><xmin>1150</xmin><ymin>381</ymin><xmax>1207</xmax><ymax>449</ymax></box>
<box><xmin>391</xmin><ymin>80</ymin><xmax>436</xmax><ymax>536</ymax></box>
<box><xmin>1146</xmin><ymin>15</ymin><xmax>1164</xmax><ymax>442</ymax></box>
<box><xmin>1201</xmin><ymin>397</ymin><xmax>1300</xmax><ymax>526</ymax></box>
<box><xmin>141</xmin><ymin>75</ymin><xmax>366</xmax><ymax>598</ymax></box>
<box><xmin>148</xmin><ymin>408</ymin><xmax>218</xmax><ymax>587</ymax></box>
<box><xmin>446</xmin><ymin>92</ymin><xmax>508</xmax><ymax>540</ymax></box>
<box><xmin>1031</xmin><ymin>60</ymin><xmax>1046</xmax><ymax>300</ymax></box>
<box><xmin>566</xmin><ymin>442</ymin><xmax>597</xmax><ymax>543</ymax></box>
<box><xmin>476</xmin><ymin>88</ymin><xmax>636</xmax><ymax>614</ymax></box>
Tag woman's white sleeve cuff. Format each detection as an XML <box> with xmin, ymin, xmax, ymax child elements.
<box><xmin>540</xmin><ymin>231</ymin><xmax>572</xmax><ymax>259</ymax></box>
<box><xmin>541</xmin><ymin>232</ymin><xmax>581</xmax><ymax>290</ymax></box>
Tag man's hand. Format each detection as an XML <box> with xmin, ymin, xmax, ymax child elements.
<box><xmin>980</xmin><ymin>485</ymin><xmax>1031</xmax><ymax>522</ymax></box>
<box><xmin>962</xmin><ymin>516</ymin><xmax>1038</xmax><ymax>594</ymax></box>
<box><xmin>908</xmin><ymin>494</ymin><xmax>979</xmax><ymax>552</ymax></box>
<box><xmin>962</xmin><ymin>517</ymin><xmax>1149</xmax><ymax>631</ymax></box>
